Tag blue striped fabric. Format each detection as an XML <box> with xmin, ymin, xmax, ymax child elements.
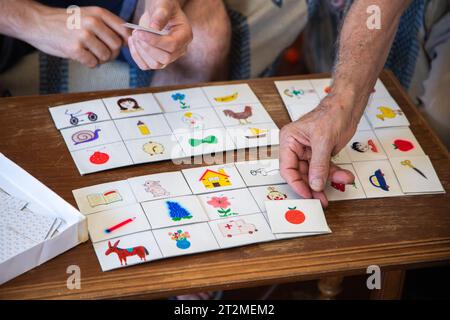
<box><xmin>227</xmin><ymin>8</ymin><xmax>251</xmax><ymax>80</ymax></box>
<box><xmin>39</xmin><ymin>53</ymin><xmax>68</xmax><ymax>94</ymax></box>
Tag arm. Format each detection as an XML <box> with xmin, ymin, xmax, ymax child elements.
<box><xmin>280</xmin><ymin>0</ymin><xmax>411</xmax><ymax>207</ymax></box>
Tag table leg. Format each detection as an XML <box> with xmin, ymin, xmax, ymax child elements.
<box><xmin>317</xmin><ymin>276</ymin><xmax>344</xmax><ymax>300</ymax></box>
<box><xmin>369</xmin><ymin>269</ymin><xmax>405</xmax><ymax>300</ymax></box>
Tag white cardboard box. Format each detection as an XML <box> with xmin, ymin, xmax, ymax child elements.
<box><xmin>0</xmin><ymin>153</ymin><xmax>88</xmax><ymax>285</ymax></box>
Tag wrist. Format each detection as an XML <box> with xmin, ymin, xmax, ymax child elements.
<box><xmin>5</xmin><ymin>1</ymin><xmax>47</xmax><ymax>42</ymax></box>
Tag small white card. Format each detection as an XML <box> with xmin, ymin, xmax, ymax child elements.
<box><xmin>123</xmin><ymin>22</ymin><xmax>169</xmax><ymax>36</ymax></box>
<box><xmin>202</xmin><ymin>84</ymin><xmax>260</xmax><ymax>107</ymax></box>
<box><xmin>49</xmin><ymin>99</ymin><xmax>110</xmax><ymax>129</ymax></box>
<box><xmin>124</xmin><ymin>135</ymin><xmax>185</xmax><ymax>164</ymax></box>
<box><xmin>164</xmin><ymin>108</ymin><xmax>223</xmax><ymax>131</ymax></box>
<box><xmin>249</xmin><ymin>184</ymin><xmax>302</xmax><ymax>212</ymax></box>
<box><xmin>286</xmin><ymin>101</ymin><xmax>319</xmax><ymax>121</ymax></box>
<box><xmin>93</xmin><ymin>231</ymin><xmax>163</xmax><ymax>271</ymax></box>
<box><xmin>182</xmin><ymin>164</ymin><xmax>247</xmax><ymax>194</ymax></box>
<box><xmin>375</xmin><ymin>127</ymin><xmax>425</xmax><ymax>158</ymax></box>
<box><xmin>309</xmin><ymin>78</ymin><xmax>332</xmax><ymax>99</ymax></box>
<box><xmin>371</xmin><ymin>79</ymin><xmax>391</xmax><ymax>99</ymax></box>
<box><xmin>331</xmin><ymin>149</ymin><xmax>352</xmax><ymax>164</ymax></box>
<box><xmin>275</xmin><ymin>80</ymin><xmax>321</xmax><ymax>106</ymax></box>
<box><xmin>235</xmin><ymin>159</ymin><xmax>285</xmax><ymax>186</ymax></box>
<box><xmin>70</xmin><ymin>142</ymin><xmax>133</xmax><ymax>174</ymax></box>
<box><xmin>214</xmin><ymin>103</ymin><xmax>274</xmax><ymax>127</ymax></box>
<box><xmin>208</xmin><ymin>213</ymin><xmax>275</xmax><ymax>249</ymax></box>
<box><xmin>389</xmin><ymin>155</ymin><xmax>445</xmax><ymax>194</ymax></box>
<box><xmin>73</xmin><ymin>180</ymin><xmax>137</xmax><ymax>215</ymax></box>
<box><xmin>346</xmin><ymin>130</ymin><xmax>387</xmax><ymax>162</ymax></box>
<box><xmin>102</xmin><ymin>93</ymin><xmax>162</xmax><ymax>120</ymax></box>
<box><xmin>153</xmin><ymin>223</ymin><xmax>220</xmax><ymax>258</ymax></box>
<box><xmin>365</xmin><ymin>97</ymin><xmax>409</xmax><ymax>128</ymax></box>
<box><xmin>226</xmin><ymin>122</ymin><xmax>279</xmax><ymax>149</ymax></box>
<box><xmin>87</xmin><ymin>204</ymin><xmax>150</xmax><ymax>243</ymax></box>
<box><xmin>357</xmin><ymin>115</ymin><xmax>372</xmax><ymax>131</ymax></box>
<box><xmin>324</xmin><ymin>164</ymin><xmax>367</xmax><ymax>201</ymax></box>
<box><xmin>128</xmin><ymin>171</ymin><xmax>192</xmax><ymax>203</ymax></box>
<box><xmin>265</xmin><ymin>199</ymin><xmax>331</xmax><ymax>234</ymax></box>
<box><xmin>197</xmin><ymin>188</ymin><xmax>261</xmax><ymax>220</ymax></box>
<box><xmin>60</xmin><ymin>120</ymin><xmax>122</xmax><ymax>152</ymax></box>
<box><xmin>141</xmin><ymin>195</ymin><xmax>209</xmax><ymax>229</ymax></box>
<box><xmin>154</xmin><ymin>88</ymin><xmax>212</xmax><ymax>112</ymax></box>
<box><xmin>114</xmin><ymin>114</ymin><xmax>172</xmax><ymax>140</ymax></box>
<box><xmin>175</xmin><ymin>127</ymin><xmax>236</xmax><ymax>157</ymax></box>
<box><xmin>353</xmin><ymin>160</ymin><xmax>404</xmax><ymax>198</ymax></box>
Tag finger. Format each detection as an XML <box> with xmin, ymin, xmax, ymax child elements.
<box><xmin>146</xmin><ymin>3</ymin><xmax>173</xmax><ymax>30</ymax></box>
<box><xmin>134</xmin><ymin>27</ymin><xmax>190</xmax><ymax>53</ymax></box>
<box><xmin>135</xmin><ymin>40</ymin><xmax>164</xmax><ymax>69</ymax></box>
<box><xmin>280</xmin><ymin>136</ymin><xmax>313</xmax><ymax>199</ymax></box>
<box><xmin>89</xmin><ymin>20</ymin><xmax>123</xmax><ymax>60</ymax></box>
<box><xmin>135</xmin><ymin>39</ymin><xmax>177</xmax><ymax>66</ymax></box>
<box><xmin>328</xmin><ymin>163</ymin><xmax>355</xmax><ymax>184</ymax></box>
<box><xmin>99</xmin><ymin>9</ymin><xmax>131</xmax><ymax>43</ymax></box>
<box><xmin>74</xmin><ymin>47</ymin><xmax>98</xmax><ymax>68</ymax></box>
<box><xmin>309</xmin><ymin>138</ymin><xmax>334</xmax><ymax>192</ymax></box>
<box><xmin>128</xmin><ymin>37</ymin><xmax>149</xmax><ymax>70</ymax></box>
<box><xmin>84</xmin><ymin>34</ymin><xmax>112</xmax><ymax>63</ymax></box>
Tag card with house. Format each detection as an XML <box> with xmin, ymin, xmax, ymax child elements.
<box><xmin>153</xmin><ymin>222</ymin><xmax>220</xmax><ymax>258</ymax></box>
<box><xmin>227</xmin><ymin>122</ymin><xmax>279</xmax><ymax>149</ymax></box>
<box><xmin>235</xmin><ymin>159</ymin><xmax>285</xmax><ymax>186</ymax></box>
<box><xmin>87</xmin><ymin>203</ymin><xmax>150</xmax><ymax>243</ymax></box>
<box><xmin>102</xmin><ymin>93</ymin><xmax>162</xmax><ymax>119</ymax></box>
<box><xmin>113</xmin><ymin>114</ymin><xmax>172</xmax><ymax>140</ymax></box>
<box><xmin>265</xmin><ymin>199</ymin><xmax>331</xmax><ymax>234</ymax></box>
<box><xmin>49</xmin><ymin>99</ymin><xmax>111</xmax><ymax>129</ymax></box>
<box><xmin>345</xmin><ymin>130</ymin><xmax>387</xmax><ymax>162</ymax></box>
<box><xmin>274</xmin><ymin>80</ymin><xmax>321</xmax><ymax>106</ymax></box>
<box><xmin>164</xmin><ymin>108</ymin><xmax>223</xmax><ymax>132</ymax></box>
<box><xmin>73</xmin><ymin>180</ymin><xmax>137</xmax><ymax>215</ymax></box>
<box><xmin>60</xmin><ymin>121</ymin><xmax>122</xmax><ymax>152</ymax></box>
<box><xmin>285</xmin><ymin>101</ymin><xmax>319</xmax><ymax>121</ymax></box>
<box><xmin>214</xmin><ymin>103</ymin><xmax>274</xmax><ymax>127</ymax></box>
<box><xmin>175</xmin><ymin>127</ymin><xmax>236</xmax><ymax>157</ymax></box>
<box><xmin>365</xmin><ymin>96</ymin><xmax>409</xmax><ymax>128</ymax></box>
<box><xmin>141</xmin><ymin>195</ymin><xmax>209</xmax><ymax>229</ymax></box>
<box><xmin>208</xmin><ymin>213</ymin><xmax>275</xmax><ymax>249</ymax></box>
<box><xmin>389</xmin><ymin>155</ymin><xmax>445</xmax><ymax>194</ymax></box>
<box><xmin>202</xmin><ymin>84</ymin><xmax>260</xmax><ymax>107</ymax></box>
<box><xmin>375</xmin><ymin>127</ymin><xmax>425</xmax><ymax>158</ymax></box>
<box><xmin>197</xmin><ymin>188</ymin><xmax>261</xmax><ymax>220</ymax></box>
<box><xmin>128</xmin><ymin>171</ymin><xmax>192</xmax><ymax>203</ymax></box>
<box><xmin>331</xmin><ymin>148</ymin><xmax>352</xmax><ymax>164</ymax></box>
<box><xmin>309</xmin><ymin>78</ymin><xmax>333</xmax><ymax>99</ymax></box>
<box><xmin>353</xmin><ymin>160</ymin><xmax>404</xmax><ymax>198</ymax></box>
<box><xmin>182</xmin><ymin>164</ymin><xmax>246</xmax><ymax>194</ymax></box>
<box><xmin>249</xmin><ymin>184</ymin><xmax>302</xmax><ymax>212</ymax></box>
<box><xmin>154</xmin><ymin>88</ymin><xmax>212</xmax><ymax>113</ymax></box>
<box><xmin>93</xmin><ymin>231</ymin><xmax>163</xmax><ymax>271</ymax></box>
<box><xmin>124</xmin><ymin>135</ymin><xmax>185</xmax><ymax>164</ymax></box>
<box><xmin>324</xmin><ymin>164</ymin><xmax>366</xmax><ymax>201</ymax></box>
<box><xmin>70</xmin><ymin>141</ymin><xmax>133</xmax><ymax>174</ymax></box>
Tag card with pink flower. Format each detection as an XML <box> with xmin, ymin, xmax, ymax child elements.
<box><xmin>197</xmin><ymin>188</ymin><xmax>261</xmax><ymax>220</ymax></box>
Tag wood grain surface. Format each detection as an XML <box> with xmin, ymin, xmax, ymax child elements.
<box><xmin>0</xmin><ymin>70</ymin><xmax>448</xmax><ymax>299</ymax></box>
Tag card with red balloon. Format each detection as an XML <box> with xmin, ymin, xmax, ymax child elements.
<box><xmin>265</xmin><ymin>199</ymin><xmax>331</xmax><ymax>234</ymax></box>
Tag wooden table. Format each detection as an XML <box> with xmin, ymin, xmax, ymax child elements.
<box><xmin>0</xmin><ymin>70</ymin><xmax>449</xmax><ymax>300</ymax></box>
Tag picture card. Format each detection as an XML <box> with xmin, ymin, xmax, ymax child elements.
<box><xmin>153</xmin><ymin>222</ymin><xmax>219</xmax><ymax>258</ymax></box>
<box><xmin>124</xmin><ymin>135</ymin><xmax>185</xmax><ymax>164</ymax></box>
<box><xmin>235</xmin><ymin>159</ymin><xmax>285</xmax><ymax>187</ymax></box>
<box><xmin>265</xmin><ymin>199</ymin><xmax>331</xmax><ymax>234</ymax></box>
<box><xmin>73</xmin><ymin>180</ymin><xmax>137</xmax><ymax>215</ymax></box>
<box><xmin>202</xmin><ymin>84</ymin><xmax>260</xmax><ymax>107</ymax></box>
<box><xmin>375</xmin><ymin>127</ymin><xmax>425</xmax><ymax>158</ymax></box>
<box><xmin>175</xmin><ymin>127</ymin><xmax>236</xmax><ymax>157</ymax></box>
<box><xmin>365</xmin><ymin>96</ymin><xmax>409</xmax><ymax>128</ymax></box>
<box><xmin>345</xmin><ymin>130</ymin><xmax>387</xmax><ymax>162</ymax></box>
<box><xmin>214</xmin><ymin>103</ymin><xmax>274</xmax><ymax>127</ymax></box>
<box><xmin>371</xmin><ymin>79</ymin><xmax>391</xmax><ymax>99</ymax></box>
<box><xmin>93</xmin><ymin>231</ymin><xmax>163</xmax><ymax>271</ymax></box>
<box><xmin>309</xmin><ymin>78</ymin><xmax>332</xmax><ymax>100</ymax></box>
<box><xmin>60</xmin><ymin>121</ymin><xmax>122</xmax><ymax>152</ymax></box>
<box><xmin>353</xmin><ymin>160</ymin><xmax>404</xmax><ymax>198</ymax></box>
<box><xmin>357</xmin><ymin>115</ymin><xmax>372</xmax><ymax>131</ymax></box>
<box><xmin>249</xmin><ymin>184</ymin><xmax>302</xmax><ymax>212</ymax></box>
<box><xmin>226</xmin><ymin>122</ymin><xmax>279</xmax><ymax>149</ymax></box>
<box><xmin>275</xmin><ymin>80</ymin><xmax>320</xmax><ymax>106</ymax></box>
<box><xmin>182</xmin><ymin>164</ymin><xmax>246</xmax><ymax>194</ymax></box>
<box><xmin>114</xmin><ymin>114</ymin><xmax>172</xmax><ymax>140</ymax></box>
<box><xmin>49</xmin><ymin>99</ymin><xmax>110</xmax><ymax>129</ymax></box>
<box><xmin>286</xmin><ymin>101</ymin><xmax>318</xmax><ymax>121</ymax></box>
<box><xmin>324</xmin><ymin>164</ymin><xmax>366</xmax><ymax>201</ymax></box>
<box><xmin>141</xmin><ymin>195</ymin><xmax>209</xmax><ymax>229</ymax></box>
<box><xmin>197</xmin><ymin>188</ymin><xmax>261</xmax><ymax>220</ymax></box>
<box><xmin>102</xmin><ymin>93</ymin><xmax>162</xmax><ymax>120</ymax></box>
<box><xmin>128</xmin><ymin>171</ymin><xmax>192</xmax><ymax>203</ymax></box>
<box><xmin>87</xmin><ymin>203</ymin><xmax>150</xmax><ymax>243</ymax></box>
<box><xmin>164</xmin><ymin>108</ymin><xmax>223</xmax><ymax>132</ymax></box>
<box><xmin>331</xmin><ymin>148</ymin><xmax>352</xmax><ymax>164</ymax></box>
<box><xmin>70</xmin><ymin>141</ymin><xmax>133</xmax><ymax>174</ymax></box>
<box><xmin>123</xmin><ymin>22</ymin><xmax>169</xmax><ymax>36</ymax></box>
<box><xmin>208</xmin><ymin>213</ymin><xmax>275</xmax><ymax>249</ymax></box>
<box><xmin>154</xmin><ymin>88</ymin><xmax>211</xmax><ymax>113</ymax></box>
<box><xmin>389</xmin><ymin>155</ymin><xmax>445</xmax><ymax>194</ymax></box>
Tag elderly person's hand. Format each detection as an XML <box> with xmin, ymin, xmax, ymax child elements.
<box><xmin>129</xmin><ymin>0</ymin><xmax>193</xmax><ymax>70</ymax></box>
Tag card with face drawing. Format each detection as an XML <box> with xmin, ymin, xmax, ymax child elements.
<box><xmin>102</xmin><ymin>93</ymin><xmax>162</xmax><ymax>119</ymax></box>
<box><xmin>375</xmin><ymin>127</ymin><xmax>425</xmax><ymax>158</ymax></box>
<box><xmin>248</xmin><ymin>184</ymin><xmax>302</xmax><ymax>212</ymax></box>
<box><xmin>235</xmin><ymin>159</ymin><xmax>285</xmax><ymax>186</ymax></box>
<box><xmin>154</xmin><ymin>88</ymin><xmax>212</xmax><ymax>112</ymax></box>
<box><xmin>345</xmin><ymin>130</ymin><xmax>387</xmax><ymax>162</ymax></box>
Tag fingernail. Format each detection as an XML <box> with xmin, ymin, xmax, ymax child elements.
<box><xmin>310</xmin><ymin>178</ymin><xmax>323</xmax><ymax>191</ymax></box>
